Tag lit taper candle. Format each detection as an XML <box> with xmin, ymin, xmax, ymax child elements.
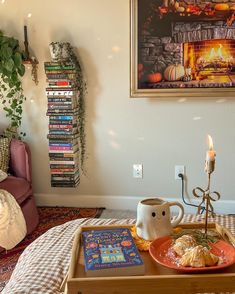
<box><xmin>205</xmin><ymin>135</ymin><xmax>216</xmax><ymax>174</ymax></box>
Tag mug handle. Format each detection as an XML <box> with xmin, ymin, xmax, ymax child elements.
<box><xmin>169</xmin><ymin>202</ymin><xmax>184</xmax><ymax>228</ymax></box>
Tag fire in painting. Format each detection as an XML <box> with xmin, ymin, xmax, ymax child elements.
<box><xmin>130</xmin><ymin>0</ymin><xmax>235</xmax><ymax>97</ymax></box>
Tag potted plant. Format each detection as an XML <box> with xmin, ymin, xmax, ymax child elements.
<box><xmin>0</xmin><ymin>30</ymin><xmax>26</xmax><ymax>138</ymax></box>
<box><xmin>49</xmin><ymin>42</ymin><xmax>71</xmax><ymax>62</ymax></box>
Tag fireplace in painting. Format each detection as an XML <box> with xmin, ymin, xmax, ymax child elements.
<box><xmin>139</xmin><ymin>17</ymin><xmax>235</xmax><ymax>88</ymax></box>
<box><xmin>183</xmin><ymin>39</ymin><xmax>235</xmax><ymax>76</ymax></box>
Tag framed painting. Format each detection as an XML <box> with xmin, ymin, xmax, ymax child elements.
<box><xmin>130</xmin><ymin>0</ymin><xmax>235</xmax><ymax>98</ymax></box>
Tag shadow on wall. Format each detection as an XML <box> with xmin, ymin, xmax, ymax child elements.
<box><xmin>73</xmin><ymin>46</ymin><xmax>107</xmax><ymax>194</ymax></box>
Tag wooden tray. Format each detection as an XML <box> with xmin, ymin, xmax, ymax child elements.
<box><xmin>63</xmin><ymin>223</ymin><xmax>235</xmax><ymax>294</ymax></box>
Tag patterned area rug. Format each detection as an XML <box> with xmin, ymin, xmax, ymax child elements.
<box><xmin>0</xmin><ymin>206</ymin><xmax>104</xmax><ymax>292</ymax></box>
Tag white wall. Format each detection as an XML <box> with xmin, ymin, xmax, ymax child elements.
<box><xmin>0</xmin><ymin>0</ymin><xmax>235</xmax><ymax>212</ymax></box>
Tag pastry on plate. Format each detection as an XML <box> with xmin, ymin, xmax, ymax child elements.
<box><xmin>173</xmin><ymin>234</ymin><xmax>197</xmax><ymax>256</ymax></box>
<box><xmin>180</xmin><ymin>245</ymin><xmax>219</xmax><ymax>267</ymax></box>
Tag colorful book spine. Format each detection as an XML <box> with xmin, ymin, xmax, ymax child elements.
<box><xmin>49</xmin><ymin>142</ymin><xmax>76</xmax><ymax>147</ymax></box>
<box><xmin>49</xmin><ymin>115</ymin><xmax>76</xmax><ymax>120</ymax></box>
<box><xmin>49</xmin><ymin>145</ymin><xmax>77</xmax><ymax>150</ymax></box>
<box><xmin>49</xmin><ymin>153</ymin><xmax>78</xmax><ymax>158</ymax></box>
<box><xmin>46</xmin><ymin>89</ymin><xmax>78</xmax><ymax>95</ymax></box>
<box><xmin>46</xmin><ymin>73</ymin><xmax>77</xmax><ymax>79</ymax></box>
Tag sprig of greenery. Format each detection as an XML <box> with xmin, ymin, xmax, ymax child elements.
<box><xmin>172</xmin><ymin>229</ymin><xmax>220</xmax><ymax>249</ymax></box>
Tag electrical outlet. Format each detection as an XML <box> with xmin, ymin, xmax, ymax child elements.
<box><xmin>175</xmin><ymin>165</ymin><xmax>185</xmax><ymax>180</ymax></box>
<box><xmin>133</xmin><ymin>164</ymin><xmax>143</xmax><ymax>178</ymax></box>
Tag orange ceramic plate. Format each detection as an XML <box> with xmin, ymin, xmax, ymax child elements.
<box><xmin>149</xmin><ymin>236</ymin><xmax>235</xmax><ymax>272</ymax></box>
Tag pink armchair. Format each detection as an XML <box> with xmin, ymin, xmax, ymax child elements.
<box><xmin>0</xmin><ymin>139</ymin><xmax>39</xmax><ymax>244</ymax></box>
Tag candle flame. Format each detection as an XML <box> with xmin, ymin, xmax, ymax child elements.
<box><xmin>208</xmin><ymin>135</ymin><xmax>213</xmax><ymax>150</ymax></box>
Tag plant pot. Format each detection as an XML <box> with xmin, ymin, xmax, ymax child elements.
<box><xmin>49</xmin><ymin>42</ymin><xmax>71</xmax><ymax>62</ymax></box>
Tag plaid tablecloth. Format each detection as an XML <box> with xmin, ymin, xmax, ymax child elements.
<box><xmin>2</xmin><ymin>215</ymin><xmax>235</xmax><ymax>294</ymax></box>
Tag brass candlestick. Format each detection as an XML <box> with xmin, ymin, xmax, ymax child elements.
<box><xmin>24</xmin><ymin>25</ymin><xmax>29</xmax><ymax>59</ymax></box>
<box><xmin>192</xmin><ymin>160</ymin><xmax>220</xmax><ymax>236</ymax></box>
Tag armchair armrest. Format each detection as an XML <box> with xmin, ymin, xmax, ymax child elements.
<box><xmin>9</xmin><ymin>139</ymin><xmax>32</xmax><ymax>183</ymax></box>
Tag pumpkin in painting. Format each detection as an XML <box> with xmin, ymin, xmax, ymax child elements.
<box><xmin>164</xmin><ymin>64</ymin><xmax>185</xmax><ymax>81</ymax></box>
<box><xmin>147</xmin><ymin>72</ymin><xmax>162</xmax><ymax>83</ymax></box>
<box><xmin>214</xmin><ymin>3</ymin><xmax>229</xmax><ymax>11</ymax></box>
<box><xmin>138</xmin><ymin>63</ymin><xmax>144</xmax><ymax>81</ymax></box>
<box><xmin>138</xmin><ymin>71</ymin><xmax>144</xmax><ymax>81</ymax></box>
<box><xmin>138</xmin><ymin>63</ymin><xmax>144</xmax><ymax>72</ymax></box>
<box><xmin>153</xmin><ymin>60</ymin><xmax>166</xmax><ymax>74</ymax></box>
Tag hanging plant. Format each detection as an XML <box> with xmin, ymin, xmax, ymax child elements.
<box><xmin>49</xmin><ymin>41</ymin><xmax>87</xmax><ymax>173</ymax></box>
<box><xmin>0</xmin><ymin>30</ymin><xmax>26</xmax><ymax>139</ymax></box>
<box><xmin>23</xmin><ymin>57</ymin><xmax>39</xmax><ymax>85</ymax></box>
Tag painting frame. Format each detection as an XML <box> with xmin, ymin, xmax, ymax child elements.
<box><xmin>130</xmin><ymin>0</ymin><xmax>235</xmax><ymax>98</ymax></box>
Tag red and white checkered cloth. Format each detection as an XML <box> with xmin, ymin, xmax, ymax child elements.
<box><xmin>2</xmin><ymin>215</ymin><xmax>235</xmax><ymax>294</ymax></box>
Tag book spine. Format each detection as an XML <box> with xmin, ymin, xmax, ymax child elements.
<box><xmin>50</xmin><ymin>169</ymin><xmax>79</xmax><ymax>174</ymax></box>
<box><xmin>51</xmin><ymin>172</ymin><xmax>79</xmax><ymax>178</ymax></box>
<box><xmin>49</xmin><ymin>125</ymin><xmax>76</xmax><ymax>129</ymax></box>
<box><xmin>50</xmin><ymin>168</ymin><xmax>75</xmax><ymax>172</ymax></box>
<box><xmin>45</xmin><ymin>70</ymin><xmax>77</xmax><ymax>74</ymax></box>
<box><xmin>48</xmin><ymin>97</ymin><xmax>76</xmax><ymax>102</ymax></box>
<box><xmin>45</xmin><ymin>66</ymin><xmax>76</xmax><ymax>71</ymax></box>
<box><xmin>48</xmin><ymin>85</ymin><xmax>75</xmax><ymax>89</ymax></box>
<box><xmin>48</xmin><ymin>104</ymin><xmax>76</xmax><ymax>110</ymax></box>
<box><xmin>49</xmin><ymin>120</ymin><xmax>77</xmax><ymax>125</ymax></box>
<box><xmin>51</xmin><ymin>174</ymin><xmax>79</xmax><ymax>179</ymax></box>
<box><xmin>51</xmin><ymin>182</ymin><xmax>79</xmax><ymax>188</ymax></box>
<box><xmin>49</xmin><ymin>151</ymin><xmax>78</xmax><ymax>155</ymax></box>
<box><xmin>47</xmin><ymin>134</ymin><xmax>79</xmax><ymax>139</ymax></box>
<box><xmin>51</xmin><ymin>178</ymin><xmax>79</xmax><ymax>182</ymax></box>
<box><xmin>46</xmin><ymin>74</ymin><xmax>77</xmax><ymax>79</ymax></box>
<box><xmin>46</xmin><ymin>86</ymin><xmax>77</xmax><ymax>90</ymax></box>
<box><xmin>46</xmin><ymin>76</ymin><xmax>77</xmax><ymax>83</ymax></box>
<box><xmin>46</xmin><ymin>109</ymin><xmax>79</xmax><ymax>115</ymax></box>
<box><xmin>46</xmin><ymin>90</ymin><xmax>77</xmax><ymax>95</ymax></box>
<box><xmin>51</xmin><ymin>178</ymin><xmax>79</xmax><ymax>183</ymax></box>
<box><xmin>49</xmin><ymin>160</ymin><xmax>78</xmax><ymax>164</ymax></box>
<box><xmin>50</xmin><ymin>164</ymin><xmax>78</xmax><ymax>169</ymax></box>
<box><xmin>49</xmin><ymin>145</ymin><xmax>77</xmax><ymax>150</ymax></box>
<box><xmin>48</xmin><ymin>100</ymin><xmax>76</xmax><ymax>104</ymax></box>
<box><xmin>49</xmin><ymin>115</ymin><xmax>75</xmax><ymax>120</ymax></box>
<box><xmin>49</xmin><ymin>157</ymin><xmax>78</xmax><ymax>161</ymax></box>
<box><xmin>49</xmin><ymin>130</ymin><xmax>78</xmax><ymax>135</ymax></box>
<box><xmin>49</xmin><ymin>141</ymin><xmax>78</xmax><ymax>145</ymax></box>
<box><xmin>49</xmin><ymin>155</ymin><xmax>76</xmax><ymax>160</ymax></box>
<box><xmin>44</xmin><ymin>61</ymin><xmax>75</xmax><ymax>66</ymax></box>
<box><xmin>49</xmin><ymin>143</ymin><xmax>74</xmax><ymax>146</ymax></box>
<box><xmin>47</xmin><ymin>80</ymin><xmax>74</xmax><ymax>85</ymax></box>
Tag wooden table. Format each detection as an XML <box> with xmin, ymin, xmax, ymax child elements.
<box><xmin>65</xmin><ymin>224</ymin><xmax>235</xmax><ymax>294</ymax></box>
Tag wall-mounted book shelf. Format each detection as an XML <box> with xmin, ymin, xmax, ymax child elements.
<box><xmin>44</xmin><ymin>61</ymin><xmax>81</xmax><ymax>187</ymax></box>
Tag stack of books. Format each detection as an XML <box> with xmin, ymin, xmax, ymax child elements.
<box><xmin>45</xmin><ymin>62</ymin><xmax>80</xmax><ymax>187</ymax></box>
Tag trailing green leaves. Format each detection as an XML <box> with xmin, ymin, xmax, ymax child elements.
<box><xmin>0</xmin><ymin>31</ymin><xmax>26</xmax><ymax>139</ymax></box>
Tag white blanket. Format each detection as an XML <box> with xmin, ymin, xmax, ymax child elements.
<box><xmin>0</xmin><ymin>189</ymin><xmax>26</xmax><ymax>250</ymax></box>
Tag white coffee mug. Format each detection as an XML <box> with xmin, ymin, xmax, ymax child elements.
<box><xmin>136</xmin><ymin>198</ymin><xmax>184</xmax><ymax>241</ymax></box>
